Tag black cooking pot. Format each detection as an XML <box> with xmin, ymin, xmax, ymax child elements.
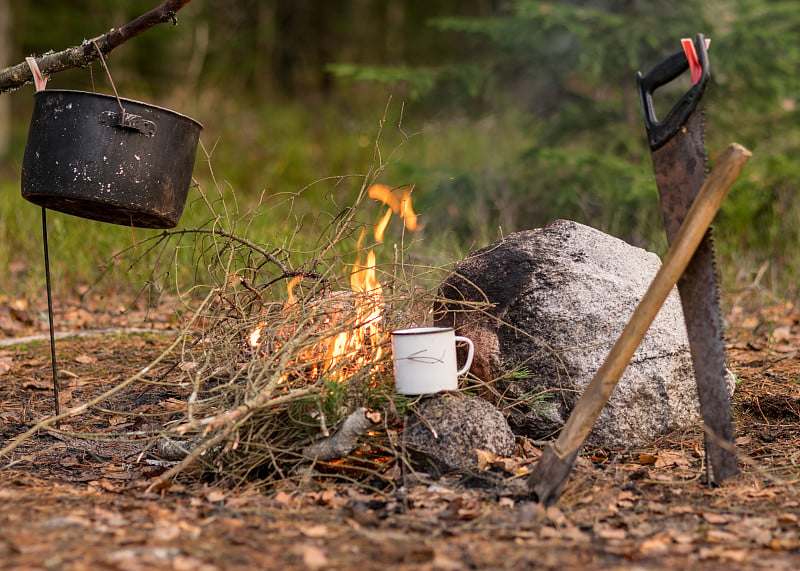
<box><xmin>21</xmin><ymin>90</ymin><xmax>202</xmax><ymax>229</ymax></box>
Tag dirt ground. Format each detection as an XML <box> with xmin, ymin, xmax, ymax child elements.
<box><xmin>1</xmin><ymin>294</ymin><xmax>800</xmax><ymax>570</ymax></box>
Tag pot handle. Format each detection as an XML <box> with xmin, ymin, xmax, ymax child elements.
<box><xmin>99</xmin><ymin>111</ymin><xmax>157</xmax><ymax>137</ymax></box>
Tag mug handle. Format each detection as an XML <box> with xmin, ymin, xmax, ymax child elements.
<box><xmin>454</xmin><ymin>336</ymin><xmax>474</xmax><ymax>376</ymax></box>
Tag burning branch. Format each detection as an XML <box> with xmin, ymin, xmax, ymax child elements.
<box><xmin>302</xmin><ymin>408</ymin><xmax>383</xmax><ymax>461</ymax></box>
<box><xmin>0</xmin><ymin>0</ymin><xmax>194</xmax><ymax>93</ymax></box>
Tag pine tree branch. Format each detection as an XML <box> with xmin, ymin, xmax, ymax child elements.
<box><xmin>0</xmin><ymin>0</ymin><xmax>194</xmax><ymax>94</ymax></box>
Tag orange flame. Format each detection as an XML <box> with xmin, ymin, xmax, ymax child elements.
<box><xmin>248</xmin><ymin>324</ymin><xmax>264</xmax><ymax>348</ymax></box>
<box><xmin>284</xmin><ymin>275</ymin><xmax>302</xmax><ymax>309</ymax></box>
<box><xmin>375</xmin><ymin>208</ymin><xmax>393</xmax><ymax>243</ymax></box>
<box><xmin>247</xmin><ymin>183</ymin><xmax>418</xmax><ymax>385</ymax></box>
<box><xmin>400</xmin><ymin>187</ymin><xmax>417</xmax><ymax>231</ymax></box>
<box><xmin>368</xmin><ymin>184</ymin><xmax>400</xmax><ymax>213</ymax></box>
<box><xmin>351</xmin><ymin>249</ymin><xmax>380</xmax><ymax>296</ymax></box>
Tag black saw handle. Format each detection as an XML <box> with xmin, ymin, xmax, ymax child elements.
<box><xmin>637</xmin><ymin>33</ymin><xmax>710</xmax><ymax>151</ymax></box>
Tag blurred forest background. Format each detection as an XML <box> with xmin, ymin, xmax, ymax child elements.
<box><xmin>1</xmin><ymin>0</ymin><xmax>799</xmax><ymax>303</ymax></box>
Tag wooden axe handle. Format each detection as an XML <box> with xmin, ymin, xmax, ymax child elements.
<box><xmin>551</xmin><ymin>142</ymin><xmax>751</xmax><ymax>460</ymax></box>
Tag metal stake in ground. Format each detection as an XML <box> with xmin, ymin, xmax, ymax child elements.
<box><xmin>526</xmin><ymin>143</ymin><xmax>751</xmax><ymax>506</ymax></box>
<box><xmin>41</xmin><ymin>207</ymin><xmax>61</xmax><ymax>424</ymax></box>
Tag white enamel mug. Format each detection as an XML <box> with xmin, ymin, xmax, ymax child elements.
<box><xmin>391</xmin><ymin>327</ymin><xmax>475</xmax><ymax>395</ymax></box>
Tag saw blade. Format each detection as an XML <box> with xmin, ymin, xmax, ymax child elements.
<box><xmin>651</xmin><ymin>109</ymin><xmax>738</xmax><ymax>482</ymax></box>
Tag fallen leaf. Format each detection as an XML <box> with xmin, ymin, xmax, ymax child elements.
<box><xmin>498</xmin><ymin>497</ymin><xmax>515</xmax><ymax>509</ymax></box>
<box><xmin>273</xmin><ymin>491</ymin><xmax>293</xmax><ymax>507</ymax></box>
<box><xmin>638</xmin><ymin>453</ymin><xmax>658</xmax><ymax>464</ymax></box>
<box><xmin>152</xmin><ymin>522</ymin><xmax>181</xmax><ymax>542</ymax></box>
<box><xmin>177</xmin><ymin>521</ymin><xmax>202</xmax><ymax>536</ymax></box>
<box><xmin>703</xmin><ymin>512</ymin><xmax>735</xmax><ymax>525</ymax></box>
<box><xmin>160</xmin><ymin>398</ymin><xmax>188</xmax><ymax>411</ymax></box>
<box><xmin>0</xmin><ymin>356</ymin><xmax>13</xmax><ymax>375</ymax></box>
<box><xmin>22</xmin><ymin>377</ymin><xmax>54</xmax><ymax>390</ymax></box>
<box><xmin>705</xmin><ymin>529</ymin><xmax>740</xmax><ymax>544</ymax></box>
<box><xmin>595</xmin><ymin>525</ymin><xmax>627</xmax><ymax>541</ymax></box>
<box><xmin>203</xmin><ymin>487</ymin><xmax>227</xmax><ymax>503</ymax></box>
<box><xmin>302</xmin><ymin>524</ymin><xmax>329</xmax><ymax>538</ymax></box>
<box><xmin>431</xmin><ymin>549</ymin><xmax>463</xmax><ymax>570</ymax></box>
<box><xmin>317</xmin><ymin>487</ymin><xmax>338</xmax><ymax>506</ymax></box>
<box><xmin>770</xmin><ymin>538</ymin><xmax>800</xmax><ymax>550</ymax></box>
<box><xmin>545</xmin><ymin>506</ymin><xmax>568</xmax><ymax>526</ymax></box>
<box><xmin>639</xmin><ymin>534</ymin><xmax>671</xmax><ymax>554</ymax></box>
<box><xmin>654</xmin><ymin>450</ymin><xmax>690</xmax><ymax>469</ymax></box>
<box><xmin>698</xmin><ymin>546</ymin><xmax>748</xmax><ymax>563</ymax></box>
<box><xmin>172</xmin><ymin>555</ymin><xmax>218</xmax><ymax>571</ymax></box>
<box><xmin>75</xmin><ymin>354</ymin><xmax>96</xmax><ymax>364</ymax></box>
<box><xmin>513</xmin><ymin>464</ymin><xmax>530</xmax><ymax>476</ymax></box>
<box><xmin>475</xmin><ymin>448</ymin><xmax>497</xmax><ymax>471</ymax></box>
<box><xmin>772</xmin><ymin>325</ymin><xmax>792</xmax><ymax>342</ymax></box>
<box><xmin>299</xmin><ymin>544</ymin><xmax>328</xmax><ymax>569</ymax></box>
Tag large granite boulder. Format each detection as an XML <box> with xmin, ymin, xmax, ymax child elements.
<box><xmin>434</xmin><ymin>219</ymin><xmax>732</xmax><ymax>449</ymax></box>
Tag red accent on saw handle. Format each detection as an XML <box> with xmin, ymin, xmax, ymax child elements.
<box><xmin>637</xmin><ymin>34</ymin><xmax>709</xmax><ymax>151</ymax></box>
<box><xmin>682</xmin><ymin>38</ymin><xmax>711</xmax><ymax>84</ymax></box>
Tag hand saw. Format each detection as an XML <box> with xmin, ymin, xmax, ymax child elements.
<box><xmin>637</xmin><ymin>34</ymin><xmax>738</xmax><ymax>483</ymax></box>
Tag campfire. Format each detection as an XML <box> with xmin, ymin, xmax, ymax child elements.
<box><xmin>150</xmin><ymin>182</ymin><xmax>423</xmax><ymax>488</ymax></box>
<box><xmin>245</xmin><ymin>184</ymin><xmax>417</xmax><ymax>387</ymax></box>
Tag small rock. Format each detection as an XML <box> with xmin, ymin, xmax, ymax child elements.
<box><xmin>403</xmin><ymin>393</ymin><xmax>515</xmax><ymax>475</ymax></box>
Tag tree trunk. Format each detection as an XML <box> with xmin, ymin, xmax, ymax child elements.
<box><xmin>0</xmin><ymin>0</ymin><xmax>10</xmax><ymax>158</ymax></box>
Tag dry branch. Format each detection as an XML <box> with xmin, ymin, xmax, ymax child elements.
<box><xmin>303</xmin><ymin>408</ymin><xmax>383</xmax><ymax>461</ymax></box>
<box><xmin>0</xmin><ymin>0</ymin><xmax>194</xmax><ymax>94</ymax></box>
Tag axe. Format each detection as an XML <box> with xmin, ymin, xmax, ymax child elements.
<box><xmin>527</xmin><ymin>143</ymin><xmax>750</xmax><ymax>505</ymax></box>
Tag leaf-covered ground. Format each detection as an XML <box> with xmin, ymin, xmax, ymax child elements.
<box><xmin>1</xmin><ymin>295</ymin><xmax>799</xmax><ymax>570</ymax></box>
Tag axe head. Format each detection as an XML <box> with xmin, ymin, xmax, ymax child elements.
<box><xmin>526</xmin><ymin>445</ymin><xmax>581</xmax><ymax>506</ymax></box>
